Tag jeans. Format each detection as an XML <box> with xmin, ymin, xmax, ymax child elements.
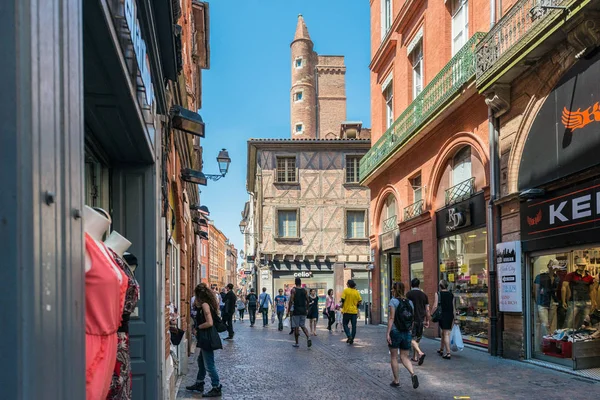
<box><xmin>565</xmin><ymin>301</ymin><xmax>591</xmax><ymax>329</ymax></box>
<box><xmin>536</xmin><ymin>303</ymin><xmax>558</xmax><ymax>349</ymax></box>
<box><xmin>326</xmin><ymin>310</ymin><xmax>335</xmax><ymax>330</ymax></box>
<box><xmin>248</xmin><ymin>307</ymin><xmax>257</xmax><ymax>325</ymax></box>
<box><xmin>238</xmin><ymin>309</ymin><xmax>245</xmax><ymax>320</ymax></box>
<box><xmin>223</xmin><ymin>312</ymin><xmax>234</xmax><ymax>337</ymax></box>
<box><xmin>261</xmin><ymin>308</ymin><xmax>269</xmax><ymax>326</ymax></box>
<box><xmin>195</xmin><ymin>348</ymin><xmax>220</xmax><ymax>388</ymax></box>
<box><xmin>277</xmin><ymin>310</ymin><xmax>284</xmax><ymax>330</ymax></box>
<box><xmin>343</xmin><ymin>313</ymin><xmax>358</xmax><ymax>339</ymax></box>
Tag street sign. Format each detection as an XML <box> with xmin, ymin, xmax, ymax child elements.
<box><xmin>244</xmin><ymin>270</ymin><xmax>252</xmax><ymax>276</ymax></box>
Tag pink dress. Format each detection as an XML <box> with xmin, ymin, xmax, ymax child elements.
<box><xmin>85</xmin><ymin>233</ymin><xmax>127</xmax><ymax>400</ymax></box>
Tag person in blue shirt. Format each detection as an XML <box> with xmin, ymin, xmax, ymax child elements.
<box><xmin>274</xmin><ymin>289</ymin><xmax>287</xmax><ymax>331</ymax></box>
<box><xmin>258</xmin><ymin>287</ymin><xmax>273</xmax><ymax>327</ymax></box>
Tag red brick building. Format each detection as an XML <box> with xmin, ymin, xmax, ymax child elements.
<box><xmin>362</xmin><ymin>0</ymin><xmax>491</xmax><ymax>348</ymax></box>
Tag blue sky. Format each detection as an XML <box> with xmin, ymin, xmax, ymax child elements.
<box><xmin>199</xmin><ymin>0</ymin><xmax>372</xmax><ymax>258</ymax></box>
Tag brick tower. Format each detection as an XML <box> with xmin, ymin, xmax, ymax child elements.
<box><xmin>290</xmin><ymin>14</ymin><xmax>317</xmax><ymax>139</ymax></box>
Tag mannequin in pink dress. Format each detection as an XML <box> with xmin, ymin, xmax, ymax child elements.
<box><xmin>84</xmin><ymin>206</ymin><xmax>127</xmax><ymax>400</ymax></box>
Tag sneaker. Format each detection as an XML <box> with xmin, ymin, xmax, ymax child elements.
<box><xmin>185</xmin><ymin>382</ymin><xmax>204</xmax><ymax>392</ymax></box>
<box><xmin>224</xmin><ymin>336</ymin><xmax>234</xmax><ymax>340</ymax></box>
<box><xmin>412</xmin><ymin>374</ymin><xmax>419</xmax><ymax>389</ymax></box>
<box><xmin>346</xmin><ymin>338</ymin><xmax>350</xmax><ymax>344</ymax></box>
<box><xmin>349</xmin><ymin>338</ymin><xmax>354</xmax><ymax>345</ymax></box>
<box><xmin>292</xmin><ymin>343</ymin><xmax>300</xmax><ymax>348</ymax></box>
<box><xmin>203</xmin><ymin>385</ymin><xmax>222</xmax><ymax>397</ymax></box>
<box><xmin>307</xmin><ymin>339</ymin><xmax>312</xmax><ymax>348</ymax></box>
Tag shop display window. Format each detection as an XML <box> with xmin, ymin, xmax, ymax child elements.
<box><xmin>531</xmin><ymin>247</ymin><xmax>600</xmax><ymax>365</ymax></box>
<box><xmin>380</xmin><ymin>253</ymin><xmax>389</xmax><ymax>323</ymax></box>
<box><xmin>438</xmin><ymin>227</ymin><xmax>488</xmax><ymax>346</ymax></box>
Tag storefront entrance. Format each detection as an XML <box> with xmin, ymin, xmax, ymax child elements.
<box><xmin>273</xmin><ymin>271</ymin><xmax>335</xmax><ymax>312</ymax></box>
<box><xmin>379</xmin><ymin>225</ymin><xmax>400</xmax><ymax>323</ymax></box>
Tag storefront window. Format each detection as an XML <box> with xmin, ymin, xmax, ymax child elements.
<box><xmin>438</xmin><ymin>227</ymin><xmax>488</xmax><ymax>346</ymax></box>
<box><xmin>531</xmin><ymin>247</ymin><xmax>600</xmax><ymax>366</ymax></box>
<box><xmin>409</xmin><ymin>241</ymin><xmax>424</xmax><ymax>283</ymax></box>
<box><xmin>380</xmin><ymin>252</ymin><xmax>389</xmax><ymax>323</ymax></box>
<box><xmin>274</xmin><ymin>273</ymin><xmax>334</xmax><ymax>312</ymax></box>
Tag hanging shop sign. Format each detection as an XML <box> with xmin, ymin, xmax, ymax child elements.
<box><xmin>520</xmin><ymin>178</ymin><xmax>600</xmax><ymax>242</ymax></box>
<box><xmin>243</xmin><ymin>270</ymin><xmax>252</xmax><ymax>276</ymax></box>
<box><xmin>436</xmin><ymin>192</ymin><xmax>485</xmax><ymax>238</ymax></box>
<box><xmin>496</xmin><ymin>241</ymin><xmax>523</xmax><ymax>313</ymax></box>
<box><xmin>518</xmin><ymin>51</ymin><xmax>600</xmax><ymax>191</ymax></box>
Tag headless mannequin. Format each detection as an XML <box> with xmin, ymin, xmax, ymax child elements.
<box><xmin>105</xmin><ymin>231</ymin><xmax>132</xmax><ymax>258</ymax></box>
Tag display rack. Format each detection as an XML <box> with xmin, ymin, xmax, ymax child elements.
<box><xmin>455</xmin><ymin>291</ymin><xmax>489</xmax><ymax>347</ymax></box>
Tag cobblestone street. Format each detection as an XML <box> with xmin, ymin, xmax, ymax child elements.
<box><xmin>177</xmin><ymin>319</ymin><xmax>598</xmax><ymax>399</ymax></box>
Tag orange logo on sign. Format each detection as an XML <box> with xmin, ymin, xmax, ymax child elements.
<box><xmin>527</xmin><ymin>210</ymin><xmax>542</xmax><ymax>227</ymax></box>
<box><xmin>562</xmin><ymin>103</ymin><xmax>600</xmax><ymax>131</ymax></box>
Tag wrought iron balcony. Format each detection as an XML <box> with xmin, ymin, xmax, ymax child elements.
<box><xmin>404</xmin><ymin>200</ymin><xmax>424</xmax><ymax>221</ymax></box>
<box><xmin>445</xmin><ymin>177</ymin><xmax>475</xmax><ymax>205</ymax></box>
<box><xmin>359</xmin><ymin>33</ymin><xmax>485</xmax><ymax>183</ymax></box>
<box><xmin>382</xmin><ymin>215</ymin><xmax>397</xmax><ymax>233</ymax></box>
<box><xmin>476</xmin><ymin>0</ymin><xmax>568</xmax><ymax>85</ymax></box>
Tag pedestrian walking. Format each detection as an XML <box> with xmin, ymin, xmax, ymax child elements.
<box><xmin>186</xmin><ymin>283</ymin><xmax>222</xmax><ymax>397</ymax></box>
<box><xmin>274</xmin><ymin>289</ymin><xmax>287</xmax><ymax>331</ymax></box>
<box><xmin>258</xmin><ymin>287</ymin><xmax>273</xmax><ymax>327</ymax></box>
<box><xmin>288</xmin><ymin>277</ymin><xmax>312</xmax><ymax>348</ymax></box>
<box><xmin>335</xmin><ymin>304</ymin><xmax>342</xmax><ymax>332</ymax></box>
<box><xmin>406</xmin><ymin>278</ymin><xmax>429</xmax><ymax>365</ymax></box>
<box><xmin>246</xmin><ymin>289</ymin><xmax>258</xmax><ymax>327</ymax></box>
<box><xmin>223</xmin><ymin>283</ymin><xmax>236</xmax><ymax>340</ymax></box>
<box><xmin>236</xmin><ymin>296</ymin><xmax>246</xmax><ymax>322</ymax></box>
<box><xmin>341</xmin><ymin>279</ymin><xmax>362</xmax><ymax>344</ymax></box>
<box><xmin>432</xmin><ymin>280</ymin><xmax>456</xmax><ymax>359</ymax></box>
<box><xmin>325</xmin><ymin>289</ymin><xmax>336</xmax><ymax>332</ymax></box>
<box><xmin>219</xmin><ymin>288</ymin><xmax>226</xmax><ymax>315</ymax></box>
<box><xmin>307</xmin><ymin>288</ymin><xmax>319</xmax><ymax>336</ymax></box>
<box><xmin>387</xmin><ymin>281</ymin><xmax>419</xmax><ymax>389</ymax></box>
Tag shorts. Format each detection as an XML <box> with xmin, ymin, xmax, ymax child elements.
<box><xmin>412</xmin><ymin>320</ymin><xmax>424</xmax><ymax>342</ymax></box>
<box><xmin>389</xmin><ymin>329</ymin><xmax>412</xmax><ymax>350</ymax></box>
<box><xmin>291</xmin><ymin>315</ymin><xmax>306</xmax><ymax>328</ymax></box>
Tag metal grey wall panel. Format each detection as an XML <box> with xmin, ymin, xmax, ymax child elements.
<box><xmin>112</xmin><ymin>165</ymin><xmax>160</xmax><ymax>400</ymax></box>
<box><xmin>0</xmin><ymin>0</ymin><xmax>85</xmax><ymax>399</ymax></box>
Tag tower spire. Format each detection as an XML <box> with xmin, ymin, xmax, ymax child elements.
<box><xmin>293</xmin><ymin>14</ymin><xmax>311</xmax><ymax>42</ymax></box>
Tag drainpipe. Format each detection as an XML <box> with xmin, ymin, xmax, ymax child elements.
<box><xmin>487</xmin><ymin>108</ymin><xmax>500</xmax><ymax>357</ymax></box>
<box><xmin>314</xmin><ymin>65</ymin><xmax>320</xmax><ymax>139</ymax></box>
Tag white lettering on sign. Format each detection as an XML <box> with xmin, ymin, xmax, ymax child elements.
<box><xmin>549</xmin><ymin>201</ymin><xmax>568</xmax><ymax>224</ymax></box>
<box><xmin>293</xmin><ymin>271</ymin><xmax>313</xmax><ymax>278</ymax></box>
<box><xmin>572</xmin><ymin>194</ymin><xmax>591</xmax><ymax>219</ymax></box>
<box><xmin>124</xmin><ymin>0</ymin><xmax>154</xmax><ymax>109</ymax></box>
<box><xmin>446</xmin><ymin>208</ymin><xmax>464</xmax><ymax>231</ymax></box>
<box><xmin>496</xmin><ymin>241</ymin><xmax>523</xmax><ymax>313</ymax></box>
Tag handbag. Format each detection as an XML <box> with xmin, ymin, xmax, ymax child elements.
<box><xmin>431</xmin><ymin>292</ymin><xmax>442</xmax><ymax>323</ymax></box>
<box><xmin>197</xmin><ymin>325</ymin><xmax>222</xmax><ymax>351</ymax></box>
<box><xmin>210</xmin><ymin>305</ymin><xmax>228</xmax><ymax>333</ymax></box>
<box><xmin>169</xmin><ymin>326</ymin><xmax>185</xmax><ymax>346</ymax></box>
<box><xmin>259</xmin><ymin>294</ymin><xmax>269</xmax><ymax>313</ymax></box>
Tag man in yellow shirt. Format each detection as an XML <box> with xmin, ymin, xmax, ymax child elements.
<box><xmin>341</xmin><ymin>280</ymin><xmax>362</xmax><ymax>344</ymax></box>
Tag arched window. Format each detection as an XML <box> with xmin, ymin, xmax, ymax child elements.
<box><xmin>379</xmin><ymin>194</ymin><xmax>397</xmax><ymax>233</ymax></box>
<box><xmin>451</xmin><ymin>146</ymin><xmax>471</xmax><ymax>185</ymax></box>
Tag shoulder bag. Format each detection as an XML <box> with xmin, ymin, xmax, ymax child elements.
<box><xmin>431</xmin><ymin>292</ymin><xmax>442</xmax><ymax>323</ymax></box>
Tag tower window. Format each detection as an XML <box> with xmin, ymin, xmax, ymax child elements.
<box><xmin>295</xmin><ymin>123</ymin><xmax>304</xmax><ymax>134</ymax></box>
<box><xmin>294</xmin><ymin>91</ymin><xmax>303</xmax><ymax>102</ymax></box>
<box><xmin>295</xmin><ymin>58</ymin><xmax>303</xmax><ymax>68</ymax></box>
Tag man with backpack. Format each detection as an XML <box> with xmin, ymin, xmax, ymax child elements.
<box><xmin>287</xmin><ymin>277</ymin><xmax>311</xmax><ymax>348</ymax></box>
<box><xmin>387</xmin><ymin>281</ymin><xmax>419</xmax><ymax>390</ymax></box>
<box><xmin>246</xmin><ymin>288</ymin><xmax>259</xmax><ymax>327</ymax></box>
<box><xmin>258</xmin><ymin>287</ymin><xmax>273</xmax><ymax>327</ymax></box>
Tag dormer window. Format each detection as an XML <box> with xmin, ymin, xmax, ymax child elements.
<box><xmin>294</xmin><ymin>91</ymin><xmax>303</xmax><ymax>102</ymax></box>
<box><xmin>295</xmin><ymin>57</ymin><xmax>303</xmax><ymax>68</ymax></box>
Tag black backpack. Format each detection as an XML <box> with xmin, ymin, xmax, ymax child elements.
<box><xmin>293</xmin><ymin>288</ymin><xmax>307</xmax><ymax>315</ymax></box>
<box><xmin>393</xmin><ymin>298</ymin><xmax>414</xmax><ymax>332</ymax></box>
<box><xmin>247</xmin><ymin>293</ymin><xmax>257</xmax><ymax>307</ymax></box>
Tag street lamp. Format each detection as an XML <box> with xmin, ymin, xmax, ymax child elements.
<box><xmin>205</xmin><ymin>149</ymin><xmax>231</xmax><ymax>181</ymax></box>
<box><xmin>239</xmin><ymin>220</ymin><xmax>247</xmax><ymax>234</ymax></box>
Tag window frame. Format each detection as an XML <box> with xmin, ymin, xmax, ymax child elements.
<box><xmin>295</xmin><ymin>57</ymin><xmax>303</xmax><ymax>69</ymax></box>
<box><xmin>411</xmin><ymin>173</ymin><xmax>423</xmax><ymax>203</ymax></box>
<box><xmin>381</xmin><ymin>0</ymin><xmax>393</xmax><ymax>40</ymax></box>
<box><xmin>276</xmin><ymin>208</ymin><xmax>300</xmax><ymax>239</ymax></box>
<box><xmin>408</xmin><ymin>241</ymin><xmax>424</xmax><ymax>283</ymax></box>
<box><xmin>275</xmin><ymin>155</ymin><xmax>298</xmax><ymax>184</ymax></box>
<box><xmin>293</xmin><ymin>90</ymin><xmax>304</xmax><ymax>102</ymax></box>
<box><xmin>451</xmin><ymin>146</ymin><xmax>472</xmax><ymax>185</ymax></box>
<box><xmin>383</xmin><ymin>78</ymin><xmax>394</xmax><ymax>129</ymax></box>
<box><xmin>451</xmin><ymin>0</ymin><xmax>469</xmax><ymax>56</ymax></box>
<box><xmin>345</xmin><ymin>208</ymin><xmax>368</xmax><ymax>240</ymax></box>
<box><xmin>411</xmin><ymin>40</ymin><xmax>423</xmax><ymax>99</ymax></box>
<box><xmin>345</xmin><ymin>155</ymin><xmax>362</xmax><ymax>184</ymax></box>
<box><xmin>294</xmin><ymin>123</ymin><xmax>304</xmax><ymax>135</ymax></box>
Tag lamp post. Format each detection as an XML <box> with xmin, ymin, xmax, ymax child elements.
<box><xmin>204</xmin><ymin>149</ymin><xmax>231</xmax><ymax>181</ymax></box>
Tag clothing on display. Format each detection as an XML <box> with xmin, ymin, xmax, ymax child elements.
<box><xmin>107</xmin><ymin>249</ymin><xmax>140</xmax><ymax>400</ymax></box>
<box><xmin>85</xmin><ymin>233</ymin><xmax>128</xmax><ymax>400</ymax></box>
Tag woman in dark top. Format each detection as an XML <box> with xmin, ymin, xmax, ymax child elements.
<box><xmin>307</xmin><ymin>289</ymin><xmax>319</xmax><ymax>336</ymax></box>
<box><xmin>432</xmin><ymin>280</ymin><xmax>456</xmax><ymax>359</ymax></box>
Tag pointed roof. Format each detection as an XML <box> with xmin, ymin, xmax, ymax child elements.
<box><xmin>293</xmin><ymin>14</ymin><xmax>311</xmax><ymax>42</ymax></box>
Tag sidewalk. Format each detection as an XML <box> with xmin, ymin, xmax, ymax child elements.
<box><xmin>177</xmin><ymin>319</ymin><xmax>598</xmax><ymax>399</ymax></box>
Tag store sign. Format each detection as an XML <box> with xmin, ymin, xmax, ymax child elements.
<box><xmin>445</xmin><ymin>206</ymin><xmax>471</xmax><ymax>232</ymax></box>
<box><xmin>497</xmin><ymin>241</ymin><xmax>523</xmax><ymax>312</ymax></box>
<box><xmin>380</xmin><ymin>229</ymin><xmax>399</xmax><ymax>251</ymax></box>
<box><xmin>518</xmin><ymin>51</ymin><xmax>600</xmax><ymax>190</ymax></box>
<box><xmin>243</xmin><ymin>270</ymin><xmax>252</xmax><ymax>276</ymax></box>
<box><xmin>293</xmin><ymin>271</ymin><xmax>313</xmax><ymax>278</ymax></box>
<box><xmin>520</xmin><ymin>179</ymin><xmax>600</xmax><ymax>241</ymax></box>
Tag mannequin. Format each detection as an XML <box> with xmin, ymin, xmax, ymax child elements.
<box><xmin>562</xmin><ymin>256</ymin><xmax>595</xmax><ymax>329</ymax></box>
<box><xmin>105</xmin><ymin>231</ymin><xmax>140</xmax><ymax>400</ymax></box>
<box><xmin>84</xmin><ymin>206</ymin><xmax>128</xmax><ymax>400</ymax></box>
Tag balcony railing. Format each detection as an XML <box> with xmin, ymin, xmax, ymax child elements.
<box><xmin>382</xmin><ymin>215</ymin><xmax>397</xmax><ymax>233</ymax></box>
<box><xmin>445</xmin><ymin>177</ymin><xmax>475</xmax><ymax>205</ymax></box>
<box><xmin>404</xmin><ymin>200</ymin><xmax>424</xmax><ymax>221</ymax></box>
<box><xmin>359</xmin><ymin>33</ymin><xmax>485</xmax><ymax>183</ymax></box>
<box><xmin>476</xmin><ymin>0</ymin><xmax>568</xmax><ymax>83</ymax></box>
